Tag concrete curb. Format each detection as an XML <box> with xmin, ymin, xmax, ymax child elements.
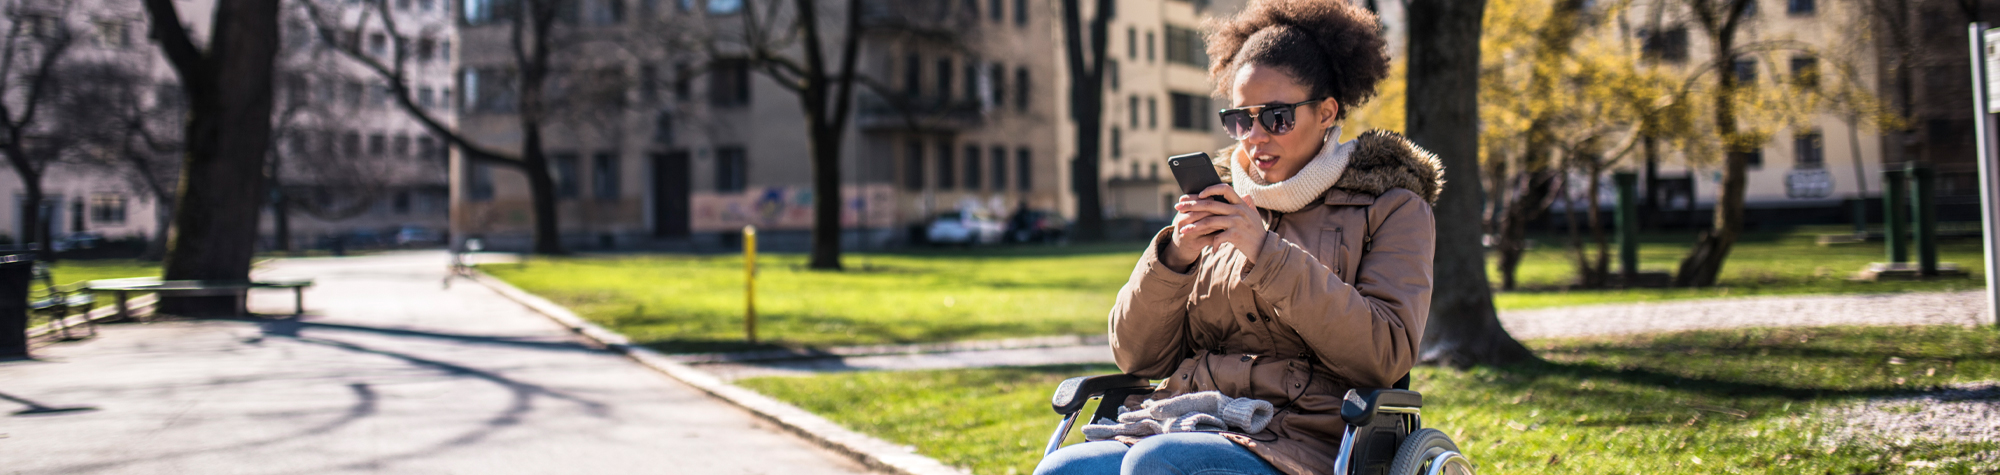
<box><xmin>468</xmin><ymin>272</ymin><xmax>972</xmax><ymax>475</ymax></box>
<box><xmin>671</xmin><ymin>334</ymin><xmax>1110</xmax><ymax>364</ymax></box>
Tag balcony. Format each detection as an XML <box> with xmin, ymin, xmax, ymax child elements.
<box><xmin>856</xmin><ymin>91</ymin><xmax>985</xmax><ymax>132</ymax></box>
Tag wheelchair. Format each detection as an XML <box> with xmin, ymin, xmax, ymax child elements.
<box><xmin>1043</xmin><ymin>372</ymin><xmax>1475</xmax><ymax>475</ymax></box>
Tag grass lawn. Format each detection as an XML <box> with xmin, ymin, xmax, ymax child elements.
<box><xmin>26</xmin><ymin>259</ymin><xmax>157</xmax><ymax>328</ymax></box>
<box><xmin>487</xmin><ymin>226</ymin><xmax>1989</xmax><ymax>351</ymax></box>
<box><xmin>1493</xmin><ymin>225</ymin><xmax>1990</xmax><ymax>310</ymax></box>
<box><xmin>737</xmin><ymin>325</ymin><xmax>2000</xmax><ymax>475</ymax></box>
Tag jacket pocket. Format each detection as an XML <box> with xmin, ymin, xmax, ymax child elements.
<box><xmin>1320</xmin><ymin>227</ymin><xmax>1346</xmax><ymax>279</ymax></box>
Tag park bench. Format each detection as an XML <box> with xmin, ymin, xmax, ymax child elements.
<box><xmin>86</xmin><ymin>277</ymin><xmax>314</xmax><ymax>319</ymax></box>
<box><xmin>29</xmin><ymin>262</ymin><xmax>99</xmax><ymax>340</ymax></box>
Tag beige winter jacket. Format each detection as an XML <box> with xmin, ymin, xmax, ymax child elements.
<box><xmin>1107</xmin><ymin>130</ymin><xmax>1443</xmax><ymax>475</ymax></box>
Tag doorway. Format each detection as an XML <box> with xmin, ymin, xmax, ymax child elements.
<box><xmin>652</xmin><ymin>151</ymin><xmax>691</xmax><ymax>237</ymax></box>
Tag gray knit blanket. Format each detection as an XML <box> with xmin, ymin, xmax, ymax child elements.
<box><xmin>1080</xmin><ymin>391</ymin><xmax>1276</xmax><ymax>441</ymax></box>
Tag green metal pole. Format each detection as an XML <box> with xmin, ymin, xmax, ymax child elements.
<box><xmin>1909</xmin><ymin>163</ymin><xmax>1939</xmax><ymax>276</ymax></box>
<box><xmin>1614</xmin><ymin>172</ymin><xmax>1640</xmax><ymax>283</ymax></box>
<box><xmin>1883</xmin><ymin>169</ymin><xmax>1908</xmax><ymax>264</ymax></box>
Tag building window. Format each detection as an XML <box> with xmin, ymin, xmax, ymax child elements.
<box><xmin>344</xmin><ymin>132</ymin><xmax>362</xmax><ymax>157</ymax></box>
<box><xmin>1128</xmin><ymin>96</ymin><xmax>1140</xmax><ymax>127</ymax></box>
<box><xmin>1170</xmin><ymin>92</ymin><xmax>1210</xmax><ymax>131</ymax></box>
<box><xmin>593</xmin><ymin>152</ymin><xmax>620</xmax><ymax>200</ymax></box>
<box><xmin>965</xmin><ymin>63</ymin><xmax>980</xmax><ymax>101</ymax></box>
<box><xmin>1110</xmin><ymin>126</ymin><xmax>1122</xmax><ymax>159</ymax></box>
<box><xmin>1127</xmin><ymin>27</ymin><xmax>1137</xmax><ymax>59</ymax></box>
<box><xmin>938</xmin><ymin>142</ymin><xmax>958</xmax><ymax>190</ymax></box>
<box><xmin>640</xmin><ymin>65</ymin><xmax>659</xmax><ymax>103</ymax></box>
<box><xmin>938</xmin><ymin>58</ymin><xmax>954</xmax><ymax>101</ymax></box>
<box><xmin>966</xmin><ymin>145</ymin><xmax>983</xmax><ymax>190</ymax></box>
<box><xmin>553</xmin><ymin>153</ymin><xmax>581</xmax><ymax>198</ymax></box>
<box><xmin>1164</xmin><ymin>25</ymin><xmax>1206</xmax><ymax>67</ymax></box>
<box><xmin>1640</xmin><ymin>27</ymin><xmax>1688</xmax><ymax>62</ymax></box>
<box><xmin>990</xmin><ymin>147</ymin><xmax>1007</xmax><ymax>190</ymax></box>
<box><xmin>1108</xmin><ymin>59</ymin><xmax>1120</xmax><ymax>90</ymax></box>
<box><xmin>462</xmin><ymin>68</ymin><xmax>518</xmax><ymax>113</ymax></box>
<box><xmin>89</xmin><ymin>194</ymin><xmax>126</xmax><ymax>225</ymax></box>
<box><xmin>1014</xmin><ymin>0</ymin><xmax>1027</xmax><ymax>25</ymax></box>
<box><xmin>989</xmin><ymin>0</ymin><xmax>1003</xmax><ymax>23</ymax></box>
<box><xmin>368</xmin><ymin>134</ymin><xmax>387</xmax><ymax>156</ymax></box>
<box><xmin>708</xmin><ymin>0</ymin><xmax>742</xmax><ymax>15</ymax></box>
<box><xmin>418</xmin><ymin>86</ymin><xmax>435</xmax><ymax>107</ymax></box>
<box><xmin>1146</xmin><ymin>31</ymin><xmax>1156</xmax><ymax>62</ymax></box>
<box><xmin>963</xmin><ymin>0</ymin><xmax>977</xmax><ymax>19</ymax></box>
<box><xmin>715</xmin><ymin>146</ymin><xmax>748</xmax><ymax>192</ymax></box>
<box><xmin>369</xmin><ymin>33</ymin><xmax>388</xmax><ymax>56</ymax></box>
<box><xmin>1016</xmin><ymin>148</ymin><xmax>1031</xmax><ymax>191</ymax></box>
<box><xmin>1732</xmin><ymin>58</ymin><xmax>1757</xmax><ymax>85</ymax></box>
<box><xmin>673</xmin><ymin>62</ymin><xmax>692</xmax><ymax>100</ymax></box>
<box><xmin>964</xmin><ymin>145</ymin><xmax>982</xmax><ymax>191</ymax></box>
<box><xmin>417</xmin><ymin>136</ymin><xmax>438</xmax><ymax>160</ymax></box>
<box><xmin>393</xmin><ymin>135</ymin><xmax>410</xmax><ymax>156</ymax></box>
<box><xmin>903</xmin><ymin>141</ymin><xmax>925</xmax><ymax>191</ymax></box>
<box><xmin>1730</xmin><ymin>149</ymin><xmax>1764</xmax><ymax>169</ymax></box>
<box><xmin>653</xmin><ymin>111</ymin><xmax>675</xmax><ymax>144</ymax></box>
<box><xmin>678</xmin><ymin>0</ymin><xmax>694</xmax><ymax>12</ymax></box>
<box><xmin>1793</xmin><ymin>132</ymin><xmax>1823</xmax><ymax>169</ymax></box>
<box><xmin>991</xmin><ymin>65</ymin><xmax>1006</xmax><ymax>108</ymax></box>
<box><xmin>1015</xmin><ymin>67</ymin><xmax>1030</xmax><ymax>111</ymax></box>
<box><xmin>709</xmin><ymin>58</ymin><xmax>750</xmax><ymax>107</ymax></box>
<box><xmin>904</xmin><ymin>54</ymin><xmax>921</xmax><ymax>95</ymax></box>
<box><xmin>468</xmin><ymin>163</ymin><xmax>494</xmax><ymax>201</ymax></box>
<box><xmin>1788</xmin><ymin>0</ymin><xmax>1814</xmax><ymax>14</ymax></box>
<box><xmin>1790</xmin><ymin>56</ymin><xmax>1818</xmax><ymax>89</ymax></box>
<box><xmin>393</xmin><ymin>191</ymin><xmax>412</xmax><ymax>214</ymax></box>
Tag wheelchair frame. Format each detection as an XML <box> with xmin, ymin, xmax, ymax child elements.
<box><xmin>1043</xmin><ymin>373</ymin><xmax>1473</xmax><ymax>475</ymax></box>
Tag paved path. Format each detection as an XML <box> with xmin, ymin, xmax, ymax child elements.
<box><xmin>0</xmin><ymin>252</ymin><xmax>871</xmax><ymax>475</ymax></box>
<box><xmin>697</xmin><ymin>290</ymin><xmax>1995</xmax><ymax>379</ymax></box>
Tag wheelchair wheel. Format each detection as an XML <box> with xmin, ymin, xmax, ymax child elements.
<box><xmin>1387</xmin><ymin>428</ymin><xmax>1475</xmax><ymax>475</ymax></box>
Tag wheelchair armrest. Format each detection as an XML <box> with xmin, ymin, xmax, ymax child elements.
<box><xmin>1051</xmin><ymin>374</ymin><xmax>1152</xmax><ymax>415</ymax></box>
<box><xmin>1339</xmin><ymin>388</ymin><xmax>1423</xmax><ymax>427</ymax></box>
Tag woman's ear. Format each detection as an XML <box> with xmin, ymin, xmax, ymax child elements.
<box><xmin>1317</xmin><ymin>98</ymin><xmax>1340</xmax><ymax>129</ymax></box>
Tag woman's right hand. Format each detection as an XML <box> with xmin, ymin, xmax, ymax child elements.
<box><xmin>1163</xmin><ymin>194</ymin><xmax>1214</xmax><ymax>271</ymax></box>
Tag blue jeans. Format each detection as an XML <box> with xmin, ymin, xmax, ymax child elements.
<box><xmin>1032</xmin><ymin>432</ymin><xmax>1284</xmax><ymax>475</ymax></box>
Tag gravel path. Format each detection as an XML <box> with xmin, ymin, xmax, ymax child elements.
<box><xmin>1826</xmin><ymin>381</ymin><xmax>2000</xmax><ymax>446</ymax></box>
<box><xmin>1497</xmin><ymin>290</ymin><xmax>1994</xmax><ymax>339</ymax></box>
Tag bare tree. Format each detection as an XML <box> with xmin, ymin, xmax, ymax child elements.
<box><xmin>1662</xmin><ymin>0</ymin><xmax>1753</xmax><ymax>287</ymax></box>
<box><xmin>1060</xmin><ymin>0</ymin><xmax>1111</xmax><ymax>242</ymax></box>
<box><xmin>0</xmin><ymin>5</ymin><xmax>77</xmax><ymax>257</ymax></box>
<box><xmin>700</xmin><ymin>0</ymin><xmax>865</xmax><ymax>269</ymax></box>
<box><xmin>1408</xmin><ymin>0</ymin><xmax>1537</xmax><ymax>367</ymax></box>
<box><xmin>142</xmin><ymin>0</ymin><xmax>283</xmax><ymax>314</ymax></box>
<box><xmin>302</xmin><ymin>0</ymin><xmax>567</xmax><ymax>254</ymax></box>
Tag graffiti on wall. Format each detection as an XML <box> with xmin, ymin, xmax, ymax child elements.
<box><xmin>691</xmin><ymin>184</ymin><xmax>897</xmax><ymax>232</ymax></box>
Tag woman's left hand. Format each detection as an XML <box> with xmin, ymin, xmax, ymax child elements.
<box><xmin>1173</xmin><ymin>184</ymin><xmax>1269</xmax><ymax>263</ymax></box>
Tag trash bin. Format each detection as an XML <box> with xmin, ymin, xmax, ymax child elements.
<box><xmin>0</xmin><ymin>254</ymin><xmax>36</xmax><ymax>358</ymax></box>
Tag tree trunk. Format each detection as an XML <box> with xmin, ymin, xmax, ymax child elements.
<box><xmin>807</xmin><ymin>121</ymin><xmax>843</xmax><ymax>269</ymax></box>
<box><xmin>1407</xmin><ymin>0</ymin><xmax>1536</xmax><ymax>367</ymax></box>
<box><xmin>145</xmin><ymin>203</ymin><xmax>170</xmax><ymax>261</ymax></box>
<box><xmin>272</xmin><ymin>192</ymin><xmax>292</xmax><ymax>254</ymax></box>
<box><xmin>516</xmin><ymin>2</ymin><xmax>564</xmax><ymax>256</ymax></box>
<box><xmin>1062</xmin><ymin>0</ymin><xmax>1111</xmax><ymax>242</ymax></box>
<box><xmin>1495</xmin><ymin>171</ymin><xmax>1555</xmax><ymax>289</ymax></box>
<box><xmin>145</xmin><ymin>0</ymin><xmax>282</xmax><ymax>315</ymax></box>
<box><xmin>19</xmin><ymin>179</ymin><xmax>41</xmax><ymax>257</ymax></box>
<box><xmin>1674</xmin><ymin>27</ymin><xmax>1744</xmax><ymax>288</ymax></box>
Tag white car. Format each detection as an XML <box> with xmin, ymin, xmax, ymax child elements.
<box><xmin>926</xmin><ymin>211</ymin><xmax>1004</xmax><ymax>245</ymax></box>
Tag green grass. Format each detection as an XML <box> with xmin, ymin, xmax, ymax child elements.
<box><xmin>27</xmin><ymin>259</ymin><xmax>157</xmax><ymax>329</ymax></box>
<box><xmin>481</xmin><ymin>243</ymin><xmax>1148</xmax><ymax>352</ymax></box>
<box><xmin>1492</xmin><ymin>225</ymin><xmax>1989</xmax><ymax>310</ymax></box>
<box><xmin>737</xmin><ymin>325</ymin><xmax>2000</xmax><ymax>475</ymax></box>
<box><xmin>486</xmin><ymin>226</ymin><xmax>1990</xmax><ymax>351</ymax></box>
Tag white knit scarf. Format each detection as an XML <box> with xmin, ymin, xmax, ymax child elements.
<box><xmin>1229</xmin><ymin>126</ymin><xmax>1354</xmax><ymax>213</ymax></box>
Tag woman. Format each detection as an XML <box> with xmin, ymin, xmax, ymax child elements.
<box><xmin>1034</xmin><ymin>1</ymin><xmax>1442</xmax><ymax>474</ymax></box>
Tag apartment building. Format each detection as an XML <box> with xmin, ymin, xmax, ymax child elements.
<box><xmin>1091</xmin><ymin>0</ymin><xmax>1242</xmax><ymax>225</ymax></box>
<box><xmin>450</xmin><ymin>0</ymin><xmax>1069</xmax><ymax>250</ymax></box>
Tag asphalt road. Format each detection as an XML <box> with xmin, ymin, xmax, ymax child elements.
<box><xmin>0</xmin><ymin>252</ymin><xmax>872</xmax><ymax>475</ymax></box>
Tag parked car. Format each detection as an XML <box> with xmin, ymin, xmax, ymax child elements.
<box><xmin>51</xmin><ymin>232</ymin><xmax>102</xmax><ymax>252</ymax></box>
<box><xmin>926</xmin><ymin>211</ymin><xmax>1004</xmax><ymax>245</ymax></box>
<box><xmin>394</xmin><ymin>226</ymin><xmax>444</xmax><ymax>247</ymax></box>
<box><xmin>1005</xmin><ymin>210</ymin><xmax>1068</xmax><ymax>244</ymax></box>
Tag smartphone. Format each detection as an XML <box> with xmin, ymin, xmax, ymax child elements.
<box><xmin>1168</xmin><ymin>152</ymin><xmax>1230</xmax><ymax>203</ymax></box>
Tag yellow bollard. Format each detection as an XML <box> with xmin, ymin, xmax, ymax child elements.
<box><xmin>743</xmin><ymin>225</ymin><xmax>757</xmax><ymax>344</ymax></box>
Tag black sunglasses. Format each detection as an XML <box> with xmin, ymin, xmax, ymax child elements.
<box><xmin>1217</xmin><ymin>98</ymin><xmax>1326</xmax><ymax>140</ymax></box>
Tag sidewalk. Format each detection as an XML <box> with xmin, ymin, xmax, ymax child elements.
<box><xmin>0</xmin><ymin>252</ymin><xmax>872</xmax><ymax>475</ymax></box>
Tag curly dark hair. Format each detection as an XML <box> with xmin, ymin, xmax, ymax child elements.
<box><xmin>1205</xmin><ymin>0</ymin><xmax>1390</xmax><ymax>120</ymax></box>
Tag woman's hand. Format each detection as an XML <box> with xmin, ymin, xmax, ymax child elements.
<box><xmin>1164</xmin><ymin>184</ymin><xmax>1267</xmax><ymax>269</ymax></box>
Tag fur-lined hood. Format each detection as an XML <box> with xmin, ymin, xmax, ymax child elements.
<box><xmin>1214</xmin><ymin>129</ymin><xmax>1445</xmax><ymax>205</ymax></box>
